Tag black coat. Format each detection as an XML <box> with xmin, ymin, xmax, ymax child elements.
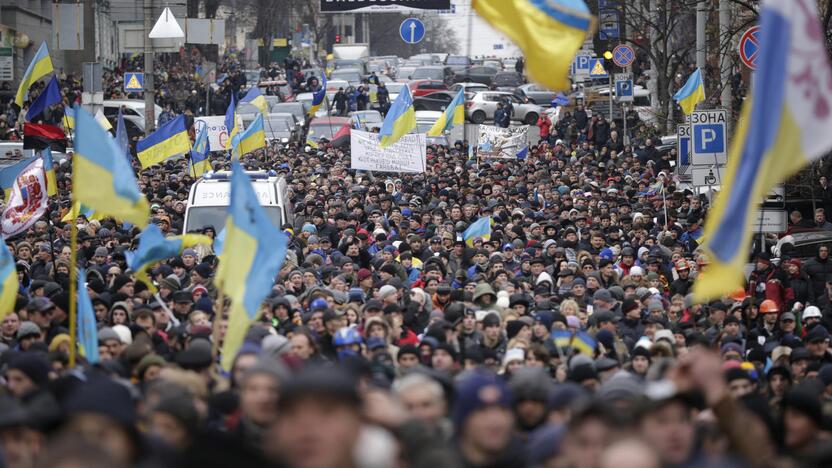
<box><xmin>803</xmin><ymin>255</ymin><xmax>832</xmax><ymax>299</ymax></box>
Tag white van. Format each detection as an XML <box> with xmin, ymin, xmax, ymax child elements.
<box><xmin>183</xmin><ymin>171</ymin><xmax>293</xmax><ymax>234</ymax></box>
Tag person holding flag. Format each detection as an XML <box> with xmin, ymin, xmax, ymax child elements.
<box><xmin>309</xmin><ymin>74</ymin><xmax>328</xmax><ymax>117</ymax></box>
<box><xmin>427</xmin><ymin>89</ymin><xmax>465</xmax><ymax>137</ymax></box>
<box><xmin>215</xmin><ymin>161</ymin><xmax>288</xmax><ymax>370</ymax></box>
<box><xmin>136</xmin><ymin>115</ymin><xmax>191</xmax><ymax>169</ymax></box>
<box><xmin>378</xmin><ymin>85</ymin><xmax>416</xmax><ymax>149</ymax></box>
<box><xmin>0</xmin><ymin>235</ymin><xmax>18</xmax><ymax>322</ymax></box>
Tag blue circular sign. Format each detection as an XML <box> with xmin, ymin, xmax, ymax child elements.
<box><xmin>400</xmin><ymin>18</ymin><xmax>426</xmax><ymax>44</ymax></box>
<box><xmin>739</xmin><ymin>26</ymin><xmax>760</xmax><ymax>70</ymax></box>
<box><xmin>612</xmin><ymin>44</ymin><xmax>635</xmax><ymax>68</ymax></box>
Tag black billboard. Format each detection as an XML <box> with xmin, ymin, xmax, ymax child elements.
<box><xmin>320</xmin><ymin>0</ymin><xmax>452</xmax><ymax>13</ymax></box>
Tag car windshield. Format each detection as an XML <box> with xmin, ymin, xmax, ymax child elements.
<box><xmin>308</xmin><ymin>123</ymin><xmax>341</xmax><ymax>139</ymax></box>
<box><xmin>446</xmin><ymin>56</ymin><xmax>470</xmax><ymax>66</ymax></box>
<box><xmin>387</xmin><ymin>83</ymin><xmax>405</xmax><ymax>93</ymax></box>
<box><xmin>330</xmin><ymin>70</ymin><xmax>362</xmax><ymax>82</ymax></box>
<box><xmin>411</xmin><ymin>68</ymin><xmax>443</xmax><ymax>80</ymax></box>
<box><xmin>186</xmin><ymin>206</ymin><xmax>281</xmax><ymax>234</ymax></box>
<box><xmin>265</xmin><ymin>118</ymin><xmax>292</xmax><ymax>132</ymax></box>
<box><xmin>416</xmin><ymin>122</ymin><xmax>435</xmax><ymax>134</ymax></box>
<box><xmin>353</xmin><ymin>113</ymin><xmax>382</xmax><ymax>123</ymax></box>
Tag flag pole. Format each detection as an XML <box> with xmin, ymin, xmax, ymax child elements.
<box><xmin>68</xmin><ymin>191</ymin><xmax>78</xmax><ymax>368</ymax></box>
<box><xmin>210</xmin><ymin>286</ymin><xmax>226</xmax><ymax>377</ymax></box>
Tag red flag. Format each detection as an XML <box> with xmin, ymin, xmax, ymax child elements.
<box><xmin>23</xmin><ymin>123</ymin><xmax>67</xmax><ymax>152</ymax></box>
<box><xmin>330</xmin><ymin>123</ymin><xmax>351</xmax><ymax>148</ymax></box>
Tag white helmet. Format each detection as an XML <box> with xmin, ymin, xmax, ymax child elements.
<box><xmin>803</xmin><ymin>306</ymin><xmax>822</xmax><ymax>319</ymax></box>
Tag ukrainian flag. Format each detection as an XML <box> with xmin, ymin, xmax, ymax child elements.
<box><xmin>231</xmin><ymin>113</ymin><xmax>266</xmax><ymax>158</ymax></box>
<box><xmin>62</xmin><ymin>107</ymin><xmax>75</xmax><ymax>131</ymax></box>
<box><xmin>379</xmin><ymin>85</ymin><xmax>416</xmax><ymax>148</ymax></box>
<box><xmin>0</xmin><ymin>157</ymin><xmax>37</xmax><ymax>199</ymax></box>
<box><xmin>572</xmin><ymin>331</ymin><xmax>596</xmax><ymax>357</ymax></box>
<box><xmin>61</xmin><ymin>202</ymin><xmax>101</xmax><ymax>223</ymax></box>
<box><xmin>309</xmin><ymin>74</ymin><xmax>328</xmax><ymax>116</ymax></box>
<box><xmin>427</xmin><ymin>89</ymin><xmax>465</xmax><ymax>137</ymax></box>
<box><xmin>76</xmin><ymin>268</ymin><xmax>99</xmax><ymax>364</ymax></box>
<box><xmin>40</xmin><ymin>149</ymin><xmax>57</xmax><ymax>197</ymax></box>
<box><xmin>126</xmin><ymin>224</ymin><xmax>212</xmax><ymax>293</ymax></box>
<box><xmin>225</xmin><ymin>93</ymin><xmax>240</xmax><ymax>151</ymax></box>
<box><xmin>73</xmin><ymin>105</ymin><xmax>149</xmax><ymax>227</ymax></box>
<box><xmin>0</xmin><ymin>236</ymin><xmax>18</xmax><ymax>322</ymax></box>
<box><xmin>551</xmin><ymin>330</ymin><xmax>572</xmax><ymax>349</ymax></box>
<box><xmin>216</xmin><ymin>161</ymin><xmax>288</xmax><ymax>370</ymax></box>
<box><xmin>695</xmin><ymin>1</ymin><xmax>832</xmax><ymax>300</ymax></box>
<box><xmin>15</xmin><ymin>42</ymin><xmax>54</xmax><ymax>107</ymax></box>
<box><xmin>463</xmin><ymin>216</ymin><xmax>492</xmax><ymax>247</ymax></box>
<box><xmin>474</xmin><ymin>0</ymin><xmax>592</xmax><ymax>92</ymax></box>
<box><xmin>672</xmin><ymin>68</ymin><xmax>705</xmax><ymax>115</ymax></box>
<box><xmin>240</xmin><ymin>87</ymin><xmax>268</xmax><ymax>116</ymax></box>
<box><xmin>190</xmin><ymin>124</ymin><xmax>211</xmax><ymax>178</ymax></box>
<box><xmin>136</xmin><ymin>115</ymin><xmax>191</xmax><ymax>169</ymax></box>
<box><xmin>94</xmin><ymin>110</ymin><xmax>113</xmax><ymax>131</ymax></box>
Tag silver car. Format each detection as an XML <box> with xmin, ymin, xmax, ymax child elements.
<box><xmin>465</xmin><ymin>91</ymin><xmax>543</xmax><ymax>125</ymax></box>
<box><xmin>349</xmin><ymin>110</ymin><xmax>383</xmax><ymax>131</ymax></box>
<box><xmin>518</xmin><ymin>83</ymin><xmax>558</xmax><ymax>106</ymax></box>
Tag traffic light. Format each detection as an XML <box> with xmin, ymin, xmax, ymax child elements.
<box><xmin>335</xmin><ymin>34</ymin><xmax>341</xmax><ymax>44</ymax></box>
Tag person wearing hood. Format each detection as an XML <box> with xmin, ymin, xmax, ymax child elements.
<box><xmin>472</xmin><ymin>283</ymin><xmax>500</xmax><ymax>313</ymax></box>
<box><xmin>802</xmin><ymin>244</ymin><xmax>832</xmax><ymax>299</ymax></box>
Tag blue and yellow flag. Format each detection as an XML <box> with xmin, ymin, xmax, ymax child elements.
<box><xmin>0</xmin><ymin>236</ymin><xmax>18</xmax><ymax>322</ymax></box>
<box><xmin>240</xmin><ymin>87</ymin><xmax>268</xmax><ymax>116</ymax></box>
<box><xmin>672</xmin><ymin>68</ymin><xmax>705</xmax><ymax>115</ymax></box>
<box><xmin>695</xmin><ymin>0</ymin><xmax>832</xmax><ymax>301</ymax></box>
<box><xmin>463</xmin><ymin>216</ymin><xmax>492</xmax><ymax>247</ymax></box>
<box><xmin>15</xmin><ymin>42</ymin><xmax>54</xmax><ymax>107</ymax></box>
<box><xmin>427</xmin><ymin>89</ymin><xmax>465</xmax><ymax>137</ymax></box>
<box><xmin>225</xmin><ymin>93</ymin><xmax>240</xmax><ymax>151</ymax></box>
<box><xmin>73</xmin><ymin>105</ymin><xmax>149</xmax><ymax>227</ymax></box>
<box><xmin>551</xmin><ymin>330</ymin><xmax>572</xmax><ymax>349</ymax></box>
<box><xmin>474</xmin><ymin>0</ymin><xmax>592</xmax><ymax>92</ymax></box>
<box><xmin>216</xmin><ymin>161</ymin><xmax>288</xmax><ymax>370</ymax></box>
<box><xmin>309</xmin><ymin>74</ymin><xmax>328</xmax><ymax>116</ymax></box>
<box><xmin>62</xmin><ymin>106</ymin><xmax>75</xmax><ymax>131</ymax></box>
<box><xmin>94</xmin><ymin>110</ymin><xmax>112</xmax><ymax>131</ymax></box>
<box><xmin>190</xmin><ymin>124</ymin><xmax>211</xmax><ymax>178</ymax></box>
<box><xmin>0</xmin><ymin>157</ymin><xmax>37</xmax><ymax>199</ymax></box>
<box><xmin>61</xmin><ymin>202</ymin><xmax>102</xmax><ymax>223</ymax></box>
<box><xmin>26</xmin><ymin>76</ymin><xmax>62</xmax><ymax>121</ymax></box>
<box><xmin>126</xmin><ymin>224</ymin><xmax>212</xmax><ymax>293</ymax></box>
<box><xmin>136</xmin><ymin>114</ymin><xmax>191</xmax><ymax>169</ymax></box>
<box><xmin>379</xmin><ymin>85</ymin><xmax>416</xmax><ymax>148</ymax></box>
<box><xmin>40</xmin><ymin>149</ymin><xmax>57</xmax><ymax>197</ymax></box>
<box><xmin>77</xmin><ymin>268</ymin><xmax>99</xmax><ymax>364</ymax></box>
<box><xmin>231</xmin><ymin>113</ymin><xmax>266</xmax><ymax>158</ymax></box>
<box><xmin>572</xmin><ymin>331</ymin><xmax>596</xmax><ymax>357</ymax></box>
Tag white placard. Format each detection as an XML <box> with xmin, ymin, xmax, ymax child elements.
<box><xmin>194</xmin><ymin>116</ymin><xmax>242</xmax><ymax>152</ymax></box>
<box><xmin>350</xmin><ymin>130</ymin><xmax>426</xmax><ymax>173</ymax></box>
<box><xmin>477</xmin><ymin>125</ymin><xmax>529</xmax><ymax>159</ymax></box>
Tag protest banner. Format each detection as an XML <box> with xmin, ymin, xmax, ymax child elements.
<box><xmin>195</xmin><ymin>116</ymin><xmax>242</xmax><ymax>152</ymax></box>
<box><xmin>477</xmin><ymin>125</ymin><xmax>529</xmax><ymax>159</ymax></box>
<box><xmin>350</xmin><ymin>130</ymin><xmax>426</xmax><ymax>173</ymax></box>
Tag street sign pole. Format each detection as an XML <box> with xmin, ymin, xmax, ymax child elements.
<box><xmin>609</xmin><ymin>76</ymin><xmax>613</xmax><ymax>121</ymax></box>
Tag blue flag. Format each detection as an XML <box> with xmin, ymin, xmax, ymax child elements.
<box><xmin>26</xmin><ymin>76</ymin><xmax>62</xmax><ymax>121</ymax></box>
<box><xmin>77</xmin><ymin>268</ymin><xmax>100</xmax><ymax>364</ymax></box>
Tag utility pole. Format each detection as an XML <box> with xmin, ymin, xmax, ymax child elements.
<box><xmin>647</xmin><ymin>0</ymin><xmax>659</xmax><ymax>116</ymax></box>
<box><xmin>696</xmin><ymin>0</ymin><xmax>707</xmax><ymax>69</ymax></box>
<box><xmin>719</xmin><ymin>0</ymin><xmax>732</xmax><ymax>133</ymax></box>
<box><xmin>144</xmin><ymin>0</ymin><xmax>155</xmax><ymax>131</ymax></box>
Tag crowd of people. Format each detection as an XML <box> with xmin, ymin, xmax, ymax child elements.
<box><xmin>0</xmin><ymin>48</ymin><xmax>831</xmax><ymax>468</ymax></box>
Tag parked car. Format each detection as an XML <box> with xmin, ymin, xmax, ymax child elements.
<box><xmin>444</xmin><ymin>55</ymin><xmax>472</xmax><ymax>72</ymax></box>
<box><xmin>408</xmin><ymin>80</ymin><xmax>448</xmax><ymax>97</ymax></box>
<box><xmin>517</xmin><ymin>83</ymin><xmax>558</xmax><ymax>106</ymax></box>
<box><xmin>482</xmin><ymin>59</ymin><xmax>503</xmax><ymax>70</ymax></box>
<box><xmin>397</xmin><ymin>66</ymin><xmax>418</xmax><ymax>81</ymax></box>
<box><xmin>260</xmin><ymin>113</ymin><xmax>300</xmax><ymax>144</ymax></box>
<box><xmin>385</xmin><ymin>82</ymin><xmax>407</xmax><ymax>102</ymax></box>
<box><xmin>294</xmin><ymin>92</ymin><xmax>330</xmax><ymax>118</ymax></box>
<box><xmin>491</xmin><ymin>72</ymin><xmax>525</xmax><ymax>91</ymax></box>
<box><xmin>414</xmin><ymin>91</ymin><xmax>463</xmax><ymax>112</ymax></box>
<box><xmin>450</xmin><ymin>82</ymin><xmax>489</xmax><ymax>94</ymax></box>
<box><xmin>453</xmin><ymin>66</ymin><xmax>499</xmax><ymax>85</ymax></box>
<box><xmin>329</xmin><ymin>68</ymin><xmax>364</xmax><ymax>87</ymax></box>
<box><xmin>465</xmin><ymin>91</ymin><xmax>543</xmax><ymax>125</ymax></box>
<box><xmin>410</xmin><ymin>66</ymin><xmax>453</xmax><ymax>84</ymax></box>
<box><xmin>307</xmin><ymin>116</ymin><xmax>351</xmax><ymax>147</ymax></box>
<box><xmin>270</xmin><ymin>102</ymin><xmax>306</xmax><ymax>124</ymax></box>
<box><xmin>349</xmin><ymin>110</ymin><xmax>383</xmax><ymax>131</ymax></box>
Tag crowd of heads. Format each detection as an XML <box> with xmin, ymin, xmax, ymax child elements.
<box><xmin>0</xmin><ymin>51</ymin><xmax>830</xmax><ymax>468</ymax></box>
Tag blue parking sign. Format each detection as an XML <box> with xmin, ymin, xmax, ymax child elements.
<box><xmin>690</xmin><ymin>110</ymin><xmax>728</xmax><ymax>165</ymax></box>
<box><xmin>693</xmin><ymin>124</ymin><xmax>724</xmax><ymax>154</ymax></box>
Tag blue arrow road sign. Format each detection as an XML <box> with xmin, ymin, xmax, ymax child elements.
<box><xmin>400</xmin><ymin>18</ymin><xmax>425</xmax><ymax>44</ymax></box>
